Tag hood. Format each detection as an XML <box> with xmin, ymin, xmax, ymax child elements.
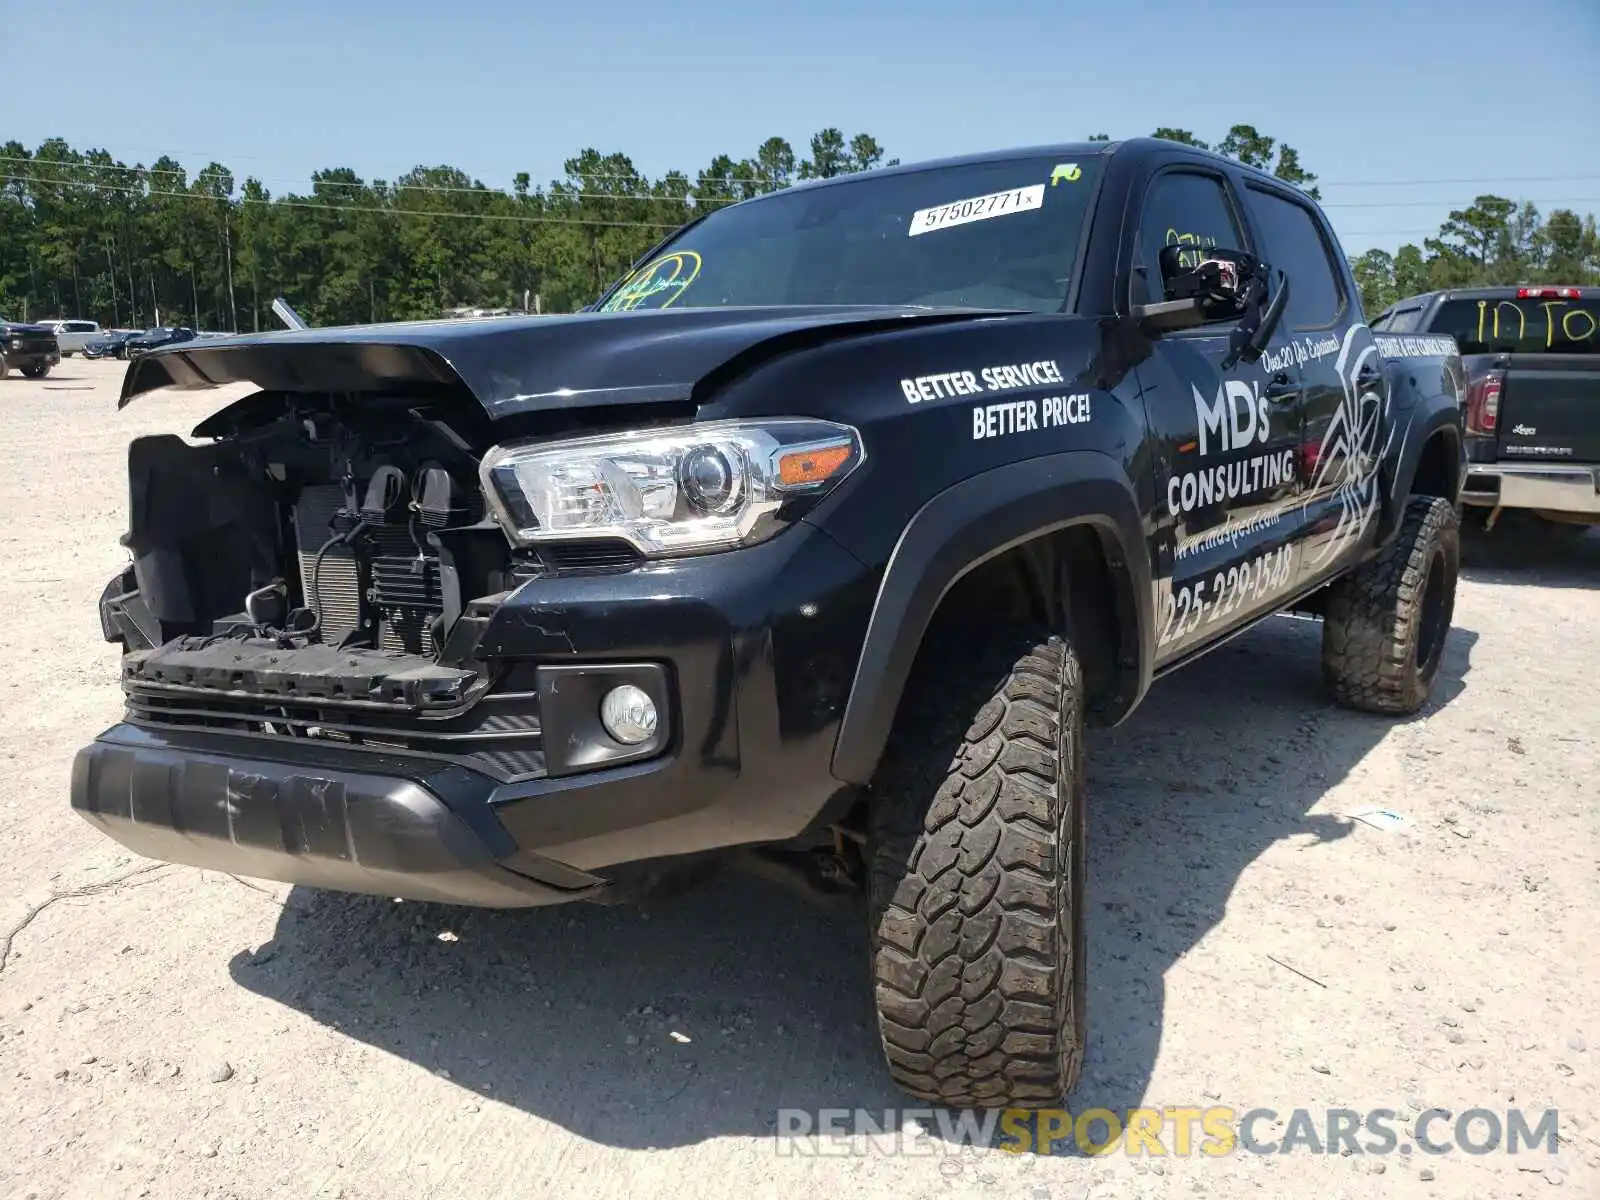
<box><xmin>3</xmin><ymin>321</ymin><xmax>57</xmax><ymax>335</ymax></box>
<box><xmin>118</xmin><ymin>305</ymin><xmax>1006</xmax><ymax>417</ymax></box>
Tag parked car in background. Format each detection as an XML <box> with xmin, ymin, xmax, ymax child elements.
<box><xmin>41</xmin><ymin>320</ymin><xmax>104</xmax><ymax>356</ymax></box>
<box><xmin>0</xmin><ymin>318</ymin><xmax>62</xmax><ymax>378</ymax></box>
<box><xmin>1373</xmin><ymin>285</ymin><xmax>1599</xmax><ymax>532</ymax></box>
<box><xmin>83</xmin><ymin>330</ymin><xmax>142</xmax><ymax>359</ymax></box>
<box><xmin>123</xmin><ymin>327</ymin><xmax>197</xmax><ymax>359</ymax></box>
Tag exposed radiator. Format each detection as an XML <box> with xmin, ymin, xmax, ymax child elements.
<box><xmin>293</xmin><ymin>485</ymin><xmax>362</xmax><ymax>646</ymax></box>
<box><xmin>292</xmin><ymin>483</ymin><xmax>446</xmax><ymax>654</ymax></box>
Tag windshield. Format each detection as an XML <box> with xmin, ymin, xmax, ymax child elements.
<box><xmin>1428</xmin><ymin>296</ymin><xmax>1600</xmax><ymax>355</ymax></box>
<box><xmin>598</xmin><ymin>154</ymin><xmax>1105</xmax><ymax>314</ymax></box>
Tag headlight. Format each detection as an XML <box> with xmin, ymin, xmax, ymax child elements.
<box><xmin>480</xmin><ymin>418</ymin><xmax>864</xmax><ymax>556</ymax></box>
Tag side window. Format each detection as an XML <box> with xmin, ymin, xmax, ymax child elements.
<box><xmin>1387</xmin><ymin>306</ymin><xmax>1423</xmax><ymax>333</ymax></box>
<box><xmin>1245</xmin><ymin>186</ymin><xmax>1346</xmax><ymax>330</ymax></box>
<box><xmin>1135</xmin><ymin>170</ymin><xmax>1245</xmax><ymax>306</ymax></box>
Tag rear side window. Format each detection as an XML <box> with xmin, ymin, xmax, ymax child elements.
<box><xmin>1135</xmin><ymin>170</ymin><xmax>1245</xmax><ymax>305</ymax></box>
<box><xmin>1385</xmin><ymin>306</ymin><xmax>1423</xmax><ymax>333</ymax></box>
<box><xmin>1245</xmin><ymin>186</ymin><xmax>1346</xmax><ymax>330</ymax></box>
<box><xmin>1428</xmin><ymin>297</ymin><xmax>1600</xmax><ymax>354</ymax></box>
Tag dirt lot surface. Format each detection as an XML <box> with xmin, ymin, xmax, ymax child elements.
<box><xmin>1</xmin><ymin>357</ymin><xmax>1596</xmax><ymax>1200</ymax></box>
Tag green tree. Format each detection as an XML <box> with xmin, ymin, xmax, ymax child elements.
<box><xmin>1393</xmin><ymin>243</ymin><xmax>1431</xmax><ymax>298</ymax></box>
<box><xmin>1429</xmin><ymin>195</ymin><xmax>1517</xmax><ymax>272</ymax></box>
<box><xmin>1151</xmin><ymin>127</ymin><xmax>1209</xmax><ymax>148</ymax></box>
<box><xmin>1541</xmin><ymin>209</ymin><xmax>1597</xmax><ymax>283</ymax></box>
<box><xmin>753</xmin><ymin>137</ymin><xmax>797</xmax><ymax>190</ymax></box>
<box><xmin>3</xmin><ymin>130</ymin><xmax>1596</xmax><ymax>323</ymax></box>
<box><xmin>1350</xmin><ymin>248</ymin><xmax>1398</xmax><ymax>315</ymax></box>
<box><xmin>800</xmin><ymin>128</ymin><xmax>851</xmax><ymax>179</ymax></box>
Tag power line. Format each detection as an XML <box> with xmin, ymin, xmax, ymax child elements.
<box><xmin>11</xmin><ymin>157</ymin><xmax>1597</xmax><ymax>210</ymax></box>
<box><xmin>5</xmin><ymin>172</ymin><xmax>1592</xmax><ymax>243</ymax></box>
<box><xmin>1321</xmin><ymin>174</ymin><xmax>1600</xmax><ymax>187</ymax></box>
<box><xmin>6</xmin><ymin>152</ymin><xmax>1600</xmax><ymax>199</ymax></box>
<box><xmin>0</xmin><ymin>154</ymin><xmax>775</xmax><ymax>200</ymax></box>
<box><xmin>0</xmin><ymin>174</ymin><xmax>686</xmax><ymax>230</ymax></box>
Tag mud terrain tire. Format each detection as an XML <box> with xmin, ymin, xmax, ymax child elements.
<box><xmin>1322</xmin><ymin>495</ymin><xmax>1459</xmax><ymax>715</ymax></box>
<box><xmin>868</xmin><ymin>634</ymin><xmax>1086</xmax><ymax>1109</ymax></box>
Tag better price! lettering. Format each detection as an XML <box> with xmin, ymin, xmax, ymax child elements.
<box><xmin>973</xmin><ymin>394</ymin><xmax>1092</xmax><ymax>440</ymax></box>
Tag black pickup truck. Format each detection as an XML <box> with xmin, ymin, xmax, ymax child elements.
<box><xmin>1374</xmin><ymin>285</ymin><xmax>1599</xmax><ymax>531</ymax></box>
<box><xmin>0</xmin><ymin>318</ymin><xmax>62</xmax><ymax>378</ymax></box>
<box><xmin>72</xmin><ymin>137</ymin><xmax>1466</xmax><ymax>1110</ymax></box>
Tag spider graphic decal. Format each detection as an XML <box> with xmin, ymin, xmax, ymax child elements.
<box><xmin>1309</xmin><ymin>325</ymin><xmax>1390</xmax><ymax>567</ymax></box>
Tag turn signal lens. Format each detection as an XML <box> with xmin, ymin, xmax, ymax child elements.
<box><xmin>777</xmin><ymin>443</ymin><xmax>854</xmax><ymax>487</ymax></box>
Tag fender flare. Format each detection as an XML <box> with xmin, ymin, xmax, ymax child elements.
<box><xmin>1376</xmin><ymin>390</ymin><xmax>1465</xmax><ymax>546</ymax></box>
<box><xmin>830</xmin><ymin>451</ymin><xmax>1152</xmax><ymax>785</ymax></box>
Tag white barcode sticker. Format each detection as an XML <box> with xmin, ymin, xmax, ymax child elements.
<box><xmin>908</xmin><ymin>184</ymin><xmax>1046</xmax><ymax>237</ymax></box>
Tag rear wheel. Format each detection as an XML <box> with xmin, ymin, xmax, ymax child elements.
<box><xmin>1322</xmin><ymin>496</ymin><xmax>1459</xmax><ymax>715</ymax></box>
<box><xmin>868</xmin><ymin>633</ymin><xmax>1086</xmax><ymax>1108</ymax></box>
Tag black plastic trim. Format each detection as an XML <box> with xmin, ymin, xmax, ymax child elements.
<box><xmin>71</xmin><ymin>727</ymin><xmax>602</xmax><ymax>907</ymax></box>
<box><xmin>831</xmin><ymin>451</ymin><xmax>1152</xmax><ymax>784</ymax></box>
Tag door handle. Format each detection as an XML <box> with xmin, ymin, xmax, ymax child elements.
<box><xmin>1355</xmin><ymin>363</ymin><xmax>1383</xmax><ymax>387</ymax></box>
<box><xmin>1263</xmin><ymin>371</ymin><xmax>1300</xmax><ymax>405</ymax></box>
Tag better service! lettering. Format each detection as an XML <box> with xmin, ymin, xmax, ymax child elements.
<box><xmin>900</xmin><ymin>359</ymin><xmax>1064</xmax><ymax>405</ymax></box>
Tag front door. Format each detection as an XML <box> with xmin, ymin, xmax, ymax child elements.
<box><xmin>1131</xmin><ymin>166</ymin><xmax>1306</xmax><ymax>664</ymax></box>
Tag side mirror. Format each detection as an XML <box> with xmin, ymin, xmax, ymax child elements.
<box><xmin>1133</xmin><ymin>247</ymin><xmax>1265</xmax><ymax>333</ymax></box>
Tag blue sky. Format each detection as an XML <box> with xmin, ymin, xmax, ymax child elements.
<box><xmin>4</xmin><ymin>0</ymin><xmax>1597</xmax><ymax>256</ymax></box>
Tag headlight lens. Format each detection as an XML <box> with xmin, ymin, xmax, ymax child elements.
<box><xmin>480</xmin><ymin>418</ymin><xmax>864</xmax><ymax>556</ymax></box>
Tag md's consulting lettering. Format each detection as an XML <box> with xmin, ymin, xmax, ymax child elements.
<box><xmin>1168</xmin><ymin>380</ymin><xmax>1295</xmax><ymax>515</ymax></box>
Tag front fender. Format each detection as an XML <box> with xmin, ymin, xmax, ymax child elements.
<box><xmin>830</xmin><ymin>450</ymin><xmax>1152</xmax><ymax>785</ymax></box>
<box><xmin>1374</xmin><ymin>359</ymin><xmax>1465</xmax><ymax>547</ymax></box>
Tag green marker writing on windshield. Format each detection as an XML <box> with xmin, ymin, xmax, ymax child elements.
<box><xmin>1050</xmin><ymin>163</ymin><xmax>1082</xmax><ymax>186</ymax></box>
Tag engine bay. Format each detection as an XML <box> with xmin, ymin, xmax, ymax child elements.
<box><xmin>104</xmin><ymin>394</ymin><xmax>520</xmax><ymax>701</ymax></box>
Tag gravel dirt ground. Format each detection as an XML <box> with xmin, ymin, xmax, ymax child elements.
<box><xmin>1</xmin><ymin>358</ymin><xmax>1596</xmax><ymax>1200</ymax></box>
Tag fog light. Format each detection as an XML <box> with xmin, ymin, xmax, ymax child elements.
<box><xmin>600</xmin><ymin>684</ymin><xmax>658</xmax><ymax>745</ymax></box>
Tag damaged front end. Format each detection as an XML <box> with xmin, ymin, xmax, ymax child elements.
<box><xmin>97</xmin><ymin>392</ymin><xmax>664</xmax><ymax>786</ymax></box>
<box><xmin>76</xmin><ymin>312</ymin><xmax>880</xmax><ymax>905</ymax></box>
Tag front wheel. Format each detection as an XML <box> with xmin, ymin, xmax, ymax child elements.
<box><xmin>1322</xmin><ymin>495</ymin><xmax>1460</xmax><ymax>715</ymax></box>
<box><xmin>868</xmin><ymin>633</ymin><xmax>1086</xmax><ymax>1109</ymax></box>
<box><xmin>20</xmin><ymin>363</ymin><xmax>50</xmax><ymax>379</ymax></box>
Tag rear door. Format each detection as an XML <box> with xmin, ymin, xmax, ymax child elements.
<box><xmin>1426</xmin><ymin>293</ymin><xmax>1600</xmax><ymax>463</ymax></box>
<box><xmin>1242</xmin><ymin>182</ymin><xmax>1385</xmax><ymax>583</ymax></box>
<box><xmin>1129</xmin><ymin>165</ymin><xmax>1305</xmax><ymax>664</ymax></box>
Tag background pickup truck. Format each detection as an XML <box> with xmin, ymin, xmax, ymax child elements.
<box><xmin>1374</xmin><ymin>285</ymin><xmax>1599</xmax><ymax>530</ymax></box>
<box><xmin>72</xmin><ymin>137</ymin><xmax>1466</xmax><ymax>1110</ymax></box>
<box><xmin>0</xmin><ymin>319</ymin><xmax>62</xmax><ymax>378</ymax></box>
